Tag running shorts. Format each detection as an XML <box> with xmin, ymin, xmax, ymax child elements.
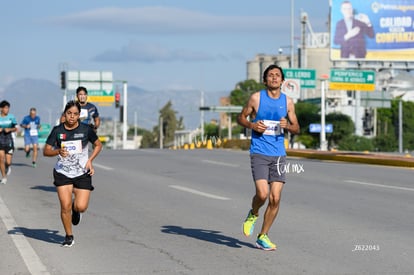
<box><xmin>250</xmin><ymin>154</ymin><xmax>286</xmax><ymax>183</ymax></box>
<box><xmin>53</xmin><ymin>169</ymin><xmax>94</xmax><ymax>191</ymax></box>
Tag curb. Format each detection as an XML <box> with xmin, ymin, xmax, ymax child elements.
<box><xmin>286</xmin><ymin>149</ymin><xmax>414</xmax><ymax>168</ymax></box>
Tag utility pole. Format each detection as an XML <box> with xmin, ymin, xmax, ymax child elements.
<box><xmin>134</xmin><ymin>111</ymin><xmax>137</xmax><ymax>138</ymax></box>
<box><xmin>300</xmin><ymin>12</ymin><xmax>307</xmax><ymax>69</ymax></box>
<box><xmin>200</xmin><ymin>90</ymin><xmax>205</xmax><ymax>142</ymax></box>
<box><xmin>159</xmin><ymin>116</ymin><xmax>163</xmax><ymax>149</ymax></box>
<box><xmin>122</xmin><ymin>81</ymin><xmax>128</xmax><ymax>149</ymax></box>
<box><xmin>320</xmin><ymin>75</ymin><xmax>329</xmax><ymax>151</ymax></box>
<box><xmin>59</xmin><ymin>63</ymin><xmax>68</xmax><ymax>112</ymax></box>
<box><xmin>290</xmin><ymin>0</ymin><xmax>295</xmax><ymax>68</ymax></box>
<box><xmin>227</xmin><ymin>114</ymin><xmax>232</xmax><ymax>140</ymax></box>
<box><xmin>399</xmin><ymin>99</ymin><xmax>403</xmax><ymax>153</ymax></box>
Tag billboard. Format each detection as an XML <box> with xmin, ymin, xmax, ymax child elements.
<box><xmin>330</xmin><ymin>0</ymin><xmax>414</xmax><ymax>61</ymax></box>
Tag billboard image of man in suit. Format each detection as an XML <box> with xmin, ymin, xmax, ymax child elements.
<box><xmin>333</xmin><ymin>0</ymin><xmax>375</xmax><ymax>59</ymax></box>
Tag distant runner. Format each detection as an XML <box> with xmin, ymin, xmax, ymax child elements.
<box><xmin>60</xmin><ymin>86</ymin><xmax>100</xmax><ymax>132</ymax></box>
<box><xmin>0</xmin><ymin>100</ymin><xmax>17</xmax><ymax>184</ymax></box>
<box><xmin>20</xmin><ymin>107</ymin><xmax>41</xmax><ymax>167</ymax></box>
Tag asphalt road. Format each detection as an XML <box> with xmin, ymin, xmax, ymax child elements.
<box><xmin>1</xmin><ymin>149</ymin><xmax>413</xmax><ymax>275</ymax></box>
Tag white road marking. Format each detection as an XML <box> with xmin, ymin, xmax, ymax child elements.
<box><xmin>94</xmin><ymin>163</ymin><xmax>114</xmax><ymax>170</ymax></box>
<box><xmin>202</xmin><ymin>159</ymin><xmax>239</xmax><ymax>168</ymax></box>
<box><xmin>169</xmin><ymin>185</ymin><xmax>231</xmax><ymax>200</ymax></box>
<box><xmin>344</xmin><ymin>180</ymin><xmax>414</xmax><ymax>192</ymax></box>
<box><xmin>0</xmin><ymin>195</ymin><xmax>50</xmax><ymax>275</ymax></box>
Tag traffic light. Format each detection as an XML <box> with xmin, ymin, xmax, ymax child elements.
<box><xmin>362</xmin><ymin>108</ymin><xmax>373</xmax><ymax>136</ymax></box>
<box><xmin>60</xmin><ymin>71</ymin><xmax>66</xmax><ymax>90</ymax></box>
<box><xmin>115</xmin><ymin>92</ymin><xmax>120</xmax><ymax>108</ymax></box>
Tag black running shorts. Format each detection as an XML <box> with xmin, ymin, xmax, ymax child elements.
<box><xmin>250</xmin><ymin>154</ymin><xmax>286</xmax><ymax>183</ymax></box>
<box><xmin>53</xmin><ymin>169</ymin><xmax>94</xmax><ymax>191</ymax></box>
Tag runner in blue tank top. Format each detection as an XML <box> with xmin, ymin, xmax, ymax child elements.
<box><xmin>237</xmin><ymin>64</ymin><xmax>300</xmax><ymax>250</ymax></box>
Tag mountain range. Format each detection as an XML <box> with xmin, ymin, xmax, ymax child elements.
<box><xmin>1</xmin><ymin>79</ymin><xmax>230</xmax><ymax>131</ymax></box>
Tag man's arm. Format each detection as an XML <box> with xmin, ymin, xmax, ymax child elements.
<box><xmin>283</xmin><ymin>97</ymin><xmax>300</xmax><ymax>134</ymax></box>
<box><xmin>20</xmin><ymin>118</ymin><xmax>28</xmax><ymax>129</ymax></box>
<box><xmin>237</xmin><ymin>104</ymin><xmax>254</xmax><ymax>130</ymax></box>
<box><xmin>237</xmin><ymin>92</ymin><xmax>267</xmax><ymax>133</ymax></box>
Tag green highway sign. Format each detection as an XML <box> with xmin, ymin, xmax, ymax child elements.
<box><xmin>283</xmin><ymin>68</ymin><xmax>316</xmax><ymax>88</ymax></box>
<box><xmin>88</xmin><ymin>90</ymin><xmax>115</xmax><ymax>103</ymax></box>
<box><xmin>329</xmin><ymin>69</ymin><xmax>375</xmax><ymax>91</ymax></box>
<box><xmin>88</xmin><ymin>90</ymin><xmax>114</xmax><ymax>96</ymax></box>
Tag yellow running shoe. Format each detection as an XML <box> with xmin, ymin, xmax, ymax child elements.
<box><xmin>243</xmin><ymin>210</ymin><xmax>258</xmax><ymax>236</ymax></box>
<box><xmin>256</xmin><ymin>234</ymin><xmax>277</xmax><ymax>251</ymax></box>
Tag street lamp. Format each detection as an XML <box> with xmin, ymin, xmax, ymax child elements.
<box><xmin>275</xmin><ymin>1</ymin><xmax>295</xmax><ymax>67</ymax></box>
<box><xmin>394</xmin><ymin>95</ymin><xmax>405</xmax><ymax>154</ymax></box>
<box><xmin>278</xmin><ymin>46</ymin><xmax>290</xmax><ymax>55</ymax></box>
<box><xmin>278</xmin><ymin>45</ymin><xmax>292</xmax><ymax>68</ymax></box>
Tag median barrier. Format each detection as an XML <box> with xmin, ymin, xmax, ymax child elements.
<box><xmin>286</xmin><ymin>149</ymin><xmax>414</xmax><ymax>168</ymax></box>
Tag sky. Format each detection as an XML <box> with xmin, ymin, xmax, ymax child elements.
<box><xmin>1</xmin><ymin>0</ymin><xmax>330</xmax><ymax>95</ymax></box>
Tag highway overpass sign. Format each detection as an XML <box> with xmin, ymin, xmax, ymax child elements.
<box><xmin>329</xmin><ymin>69</ymin><xmax>375</xmax><ymax>91</ymax></box>
<box><xmin>283</xmin><ymin>68</ymin><xmax>316</xmax><ymax>89</ymax></box>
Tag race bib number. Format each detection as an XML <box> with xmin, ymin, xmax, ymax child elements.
<box><xmin>29</xmin><ymin>122</ymin><xmax>38</xmax><ymax>136</ymax></box>
<box><xmin>29</xmin><ymin>129</ymin><xmax>38</xmax><ymax>136</ymax></box>
<box><xmin>263</xmin><ymin>120</ymin><xmax>283</xmax><ymax>136</ymax></box>
<box><xmin>61</xmin><ymin>140</ymin><xmax>82</xmax><ymax>154</ymax></box>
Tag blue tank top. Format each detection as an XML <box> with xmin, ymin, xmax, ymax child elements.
<box><xmin>250</xmin><ymin>90</ymin><xmax>287</xmax><ymax>156</ymax></box>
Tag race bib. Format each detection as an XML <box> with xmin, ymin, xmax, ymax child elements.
<box><xmin>29</xmin><ymin>122</ymin><xmax>38</xmax><ymax>136</ymax></box>
<box><xmin>29</xmin><ymin>129</ymin><xmax>38</xmax><ymax>136</ymax></box>
<box><xmin>263</xmin><ymin>120</ymin><xmax>283</xmax><ymax>136</ymax></box>
<box><xmin>61</xmin><ymin>140</ymin><xmax>82</xmax><ymax>154</ymax></box>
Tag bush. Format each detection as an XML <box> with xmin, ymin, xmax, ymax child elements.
<box><xmin>337</xmin><ymin>135</ymin><xmax>374</xmax><ymax>151</ymax></box>
<box><xmin>373</xmin><ymin>134</ymin><xmax>397</xmax><ymax>152</ymax></box>
<box><xmin>222</xmin><ymin>139</ymin><xmax>250</xmax><ymax>150</ymax></box>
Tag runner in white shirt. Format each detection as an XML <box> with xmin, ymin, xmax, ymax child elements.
<box><xmin>43</xmin><ymin>100</ymin><xmax>102</xmax><ymax>247</ymax></box>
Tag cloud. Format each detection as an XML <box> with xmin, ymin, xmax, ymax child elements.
<box><xmin>44</xmin><ymin>6</ymin><xmax>292</xmax><ymax>63</ymax></box>
<box><xmin>45</xmin><ymin>6</ymin><xmax>285</xmax><ymax>35</ymax></box>
<box><xmin>92</xmin><ymin>41</ymin><xmax>244</xmax><ymax>63</ymax></box>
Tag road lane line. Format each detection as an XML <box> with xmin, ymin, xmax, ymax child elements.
<box><xmin>0</xmin><ymin>195</ymin><xmax>50</xmax><ymax>275</ymax></box>
<box><xmin>202</xmin><ymin>159</ymin><xmax>239</xmax><ymax>168</ymax></box>
<box><xmin>344</xmin><ymin>180</ymin><xmax>414</xmax><ymax>192</ymax></box>
<box><xmin>169</xmin><ymin>185</ymin><xmax>231</xmax><ymax>200</ymax></box>
<box><xmin>94</xmin><ymin>163</ymin><xmax>114</xmax><ymax>170</ymax></box>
